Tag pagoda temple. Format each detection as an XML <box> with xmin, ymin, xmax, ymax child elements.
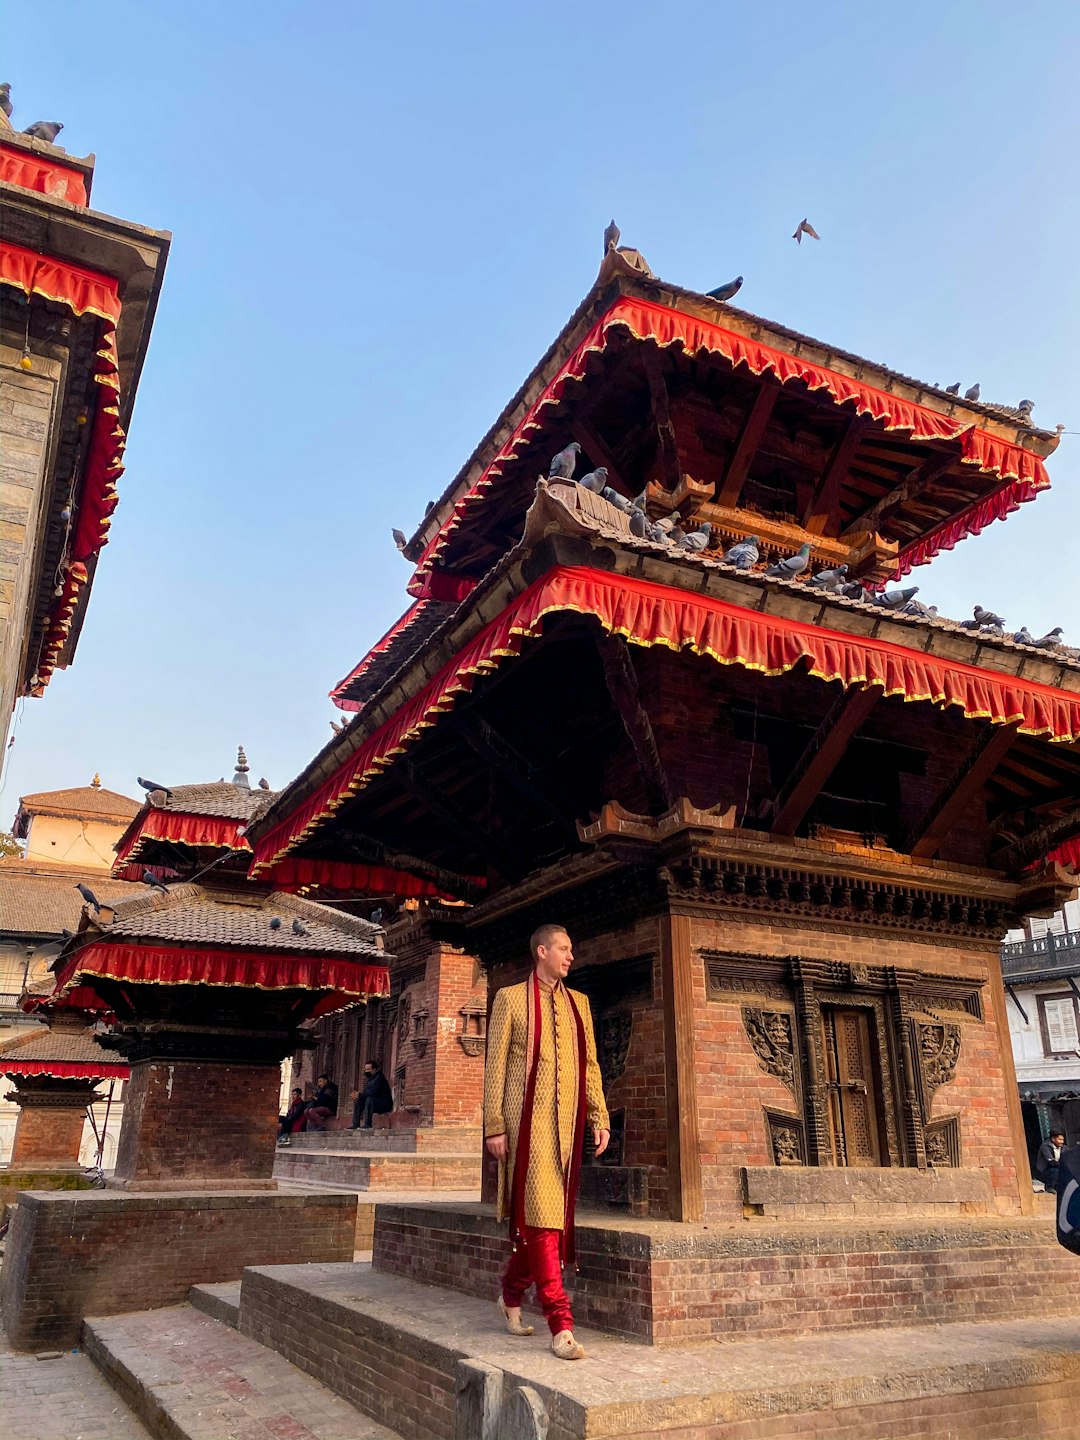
<box><xmin>237</xmin><ymin>246</ymin><xmax>1080</xmax><ymax>1348</ymax></box>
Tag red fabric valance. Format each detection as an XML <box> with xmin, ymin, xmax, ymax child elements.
<box><xmin>271</xmin><ymin>855</ymin><xmax>481</xmax><ymax>900</ymax></box>
<box><xmin>3</xmin><ymin>1058</ymin><xmax>128</xmax><ymax>1080</ymax></box>
<box><xmin>252</xmin><ymin>565</ymin><xmax>1080</xmax><ymax>874</ymax></box>
<box><xmin>57</xmin><ymin>941</ymin><xmax>390</xmax><ymax>1005</ymax></box>
<box><xmin>1049</xmin><ymin>837</ymin><xmax>1080</xmax><ymax>870</ymax></box>
<box><xmin>0</xmin><ymin>143</ymin><xmax>88</xmax><ymax>205</ymax></box>
<box><xmin>2</xmin><ymin>243</ymin><xmax>126</xmax><ymax>692</ymax></box>
<box><xmin>331</xmin><ymin>600</ymin><xmax>428</xmax><ymax>712</ymax></box>
<box><xmin>408</xmin><ymin>296</ymin><xmax>1050</xmax><ymax>597</ymax></box>
<box><xmin>21</xmin><ymin>984</ymin><xmax>115</xmax><ymax>1018</ymax></box>
<box><xmin>114</xmin><ymin>810</ymin><xmax>251</xmax><ymax>866</ymax></box>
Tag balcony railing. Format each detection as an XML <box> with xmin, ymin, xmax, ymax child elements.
<box><xmin>1001</xmin><ymin>931</ymin><xmax>1080</xmax><ymax>977</ymax></box>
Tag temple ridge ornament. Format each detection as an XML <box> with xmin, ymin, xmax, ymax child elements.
<box><xmin>916</xmin><ymin>1022</ymin><xmax>962</xmax><ymax>1096</ymax></box>
<box><xmin>742</xmin><ymin>1007</ymin><xmax>797</xmax><ymax>1096</ymax></box>
<box><xmin>599</xmin><ymin>1012</ymin><xmax>633</xmax><ymax>1086</ymax></box>
<box><xmin>457</xmin><ymin>1003</ymin><xmax>486</xmax><ymax>1058</ymax></box>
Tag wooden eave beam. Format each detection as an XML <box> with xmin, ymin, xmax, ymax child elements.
<box><xmin>600</xmin><ymin>635</ymin><xmax>675</xmax><ymax>814</ymax></box>
<box><xmin>841</xmin><ymin>449</ymin><xmax>956</xmax><ymax>538</ymax></box>
<box><xmin>907</xmin><ymin>723</ymin><xmax>1019</xmax><ymax>860</ymax></box>
<box><xmin>450</xmin><ymin>710</ymin><xmax>577</xmax><ymax>834</ymax></box>
<box><xmin>769</xmin><ymin>684</ymin><xmax>883</xmax><ymax>837</ymax></box>
<box><xmin>574</xmin><ymin>416</ymin><xmax>630</xmax><ymax>494</ymax></box>
<box><xmin>400</xmin><ymin>760</ymin><xmax>521</xmax><ymax>881</ymax></box>
<box><xmin>804</xmin><ymin>418</ymin><xmax>870</xmax><ymax>535</ymax></box>
<box><xmin>715</xmin><ymin>381</ymin><xmax>779</xmax><ymax>508</ymax></box>
<box><xmin>992</xmin><ymin>803</ymin><xmax>1080</xmax><ymax>874</ymax></box>
<box><xmin>640</xmin><ymin>346</ymin><xmax>682</xmax><ymax>492</ymax></box>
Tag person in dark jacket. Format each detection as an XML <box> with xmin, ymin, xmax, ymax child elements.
<box><xmin>303</xmin><ymin>1075</ymin><xmax>339</xmax><ymax>1131</ymax></box>
<box><xmin>352</xmin><ymin>1060</ymin><xmax>394</xmax><ymax>1128</ymax></box>
<box><xmin>277</xmin><ymin>1087</ymin><xmax>308</xmax><ymax>1146</ymax></box>
<box><xmin>1036</xmin><ymin>1131</ymin><xmax>1066</xmax><ymax>1192</ymax></box>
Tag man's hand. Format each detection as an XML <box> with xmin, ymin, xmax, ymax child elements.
<box><xmin>486</xmin><ymin>1133</ymin><xmax>508</xmax><ymax>1161</ymax></box>
<box><xmin>593</xmin><ymin>1127</ymin><xmax>610</xmax><ymax>1157</ymax></box>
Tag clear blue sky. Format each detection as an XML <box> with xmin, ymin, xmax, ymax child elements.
<box><xmin>4</xmin><ymin>1</ymin><xmax>1078</xmax><ymax>815</ymax></box>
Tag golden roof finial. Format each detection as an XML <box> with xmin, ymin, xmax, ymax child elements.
<box><xmin>91</xmin><ymin>773</ymin><xmax>101</xmax><ymax>787</ymax></box>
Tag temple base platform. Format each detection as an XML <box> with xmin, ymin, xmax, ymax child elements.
<box><xmin>273</xmin><ymin>1123</ymin><xmax>482</xmax><ymax>1194</ymax></box>
<box><xmin>0</xmin><ymin>1185</ymin><xmax>357</xmax><ymax>1351</ymax></box>
<box><xmin>79</xmin><ymin>1259</ymin><xmax>1080</xmax><ymax>1440</ymax></box>
<box><xmin>0</xmin><ymin>1165</ymin><xmax>97</xmax><ymax>1221</ymax></box>
<box><xmin>371</xmin><ymin>1200</ymin><xmax>1080</xmax><ymax>1345</ymax></box>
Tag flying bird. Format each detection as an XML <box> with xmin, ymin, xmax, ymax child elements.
<box><xmin>723</xmin><ymin>536</ymin><xmax>761</xmax><ymax>571</ymax></box>
<box><xmin>137</xmin><ymin>777</ymin><xmax>171</xmax><ymax>799</ymax></box>
<box><xmin>792</xmin><ymin>218</ymin><xmax>820</xmax><ymax>244</ymax></box>
<box><xmin>765</xmin><ymin>543</ymin><xmax>812</xmax><ymax>580</ymax></box>
<box><xmin>258</xmin><ymin>777</ymin><xmax>271</xmax><ymax>790</ymax></box>
<box><xmin>1034</xmin><ymin>627</ymin><xmax>1065</xmax><ymax>649</ymax></box>
<box><xmin>964</xmin><ymin>383</ymin><xmax>981</xmax><ymax>402</ymax></box>
<box><xmin>706</xmin><ymin>276</ymin><xmax>743</xmax><ymax>303</ymax></box>
<box><xmin>548</xmin><ymin>442</ymin><xmax>581</xmax><ymax>479</ymax></box>
<box><xmin>141</xmin><ymin>870</ymin><xmax>169</xmax><ymax>893</ymax></box>
<box><xmin>974</xmin><ymin>606</ymin><xmax>1005</xmax><ymax>629</ymax></box>
<box><xmin>880</xmin><ymin>586</ymin><xmax>920</xmax><ymax>608</ymax></box>
<box><xmin>945</xmin><ymin>383</ymin><xmax>961</xmax><ymax>395</ymax></box>
<box><xmin>269</xmin><ymin>916</ymin><xmax>282</xmax><ymax>930</ymax></box>
<box><xmin>23</xmin><ymin>121</ymin><xmax>63</xmax><ymax>142</ymax></box>
<box><xmin>810</xmin><ymin>563</ymin><xmax>849</xmax><ymax>592</ymax></box>
<box><xmin>75</xmin><ymin>883</ymin><xmax>100</xmax><ymax>912</ymax></box>
<box><xmin>677</xmin><ymin>522</ymin><xmax>713</xmax><ymax>553</ymax></box>
<box><xmin>0</xmin><ymin>84</ymin><xmax>12</xmax><ymax>120</ymax></box>
<box><xmin>292</xmin><ymin>918</ymin><xmax>312</xmax><ymax>937</ymax></box>
<box><xmin>576</xmin><ymin>467</ymin><xmax>608</xmax><ymax>494</ymax></box>
<box><xmin>603</xmin><ymin>219</ymin><xmax>620</xmax><ymax>253</ymax></box>
<box><xmin>392</xmin><ymin>528</ymin><xmax>408</xmax><ymax>551</ymax></box>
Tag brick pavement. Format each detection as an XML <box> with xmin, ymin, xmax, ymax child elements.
<box><xmin>0</xmin><ymin>1333</ymin><xmax>151</xmax><ymax>1440</ymax></box>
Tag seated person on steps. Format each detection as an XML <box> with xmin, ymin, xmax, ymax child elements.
<box><xmin>352</xmin><ymin>1059</ymin><xmax>394</xmax><ymax>1128</ymax></box>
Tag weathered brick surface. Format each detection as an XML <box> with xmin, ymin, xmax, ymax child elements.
<box><xmin>0</xmin><ymin>1188</ymin><xmax>356</xmax><ymax>1351</ymax></box>
<box><xmin>0</xmin><ymin>1330</ymin><xmax>150</xmax><ymax>1440</ymax></box>
<box><xmin>7</xmin><ymin>1098</ymin><xmax>88</xmax><ymax>1169</ymax></box>
<box><xmin>372</xmin><ymin>1202</ymin><xmax>1080</xmax><ymax>1345</ymax></box>
<box><xmin>114</xmin><ymin>1059</ymin><xmax>280</xmax><ymax>1186</ymax></box>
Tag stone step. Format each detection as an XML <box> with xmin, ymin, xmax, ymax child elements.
<box><xmin>274</xmin><ymin>1148</ymin><xmax>481</xmax><ymax>1192</ymax></box>
<box><xmin>83</xmin><ymin>1303</ymin><xmax>403</xmax><ymax>1440</ymax></box>
<box><xmin>282</xmin><ymin>1125</ymin><xmax>482</xmax><ymax>1154</ymax></box>
<box><xmin>234</xmin><ymin>1260</ymin><xmax>1080</xmax><ymax>1440</ymax></box>
<box><xmin>188</xmin><ymin>1279</ymin><xmax>241</xmax><ymax>1328</ymax></box>
<box><xmin>274</xmin><ymin>1185</ymin><xmax>482</xmax><ymax>1250</ymax></box>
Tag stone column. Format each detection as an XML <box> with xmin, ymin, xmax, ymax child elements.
<box><xmin>5</xmin><ymin>1077</ymin><xmax>101</xmax><ymax>1170</ymax></box>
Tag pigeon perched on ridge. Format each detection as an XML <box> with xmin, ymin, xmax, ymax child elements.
<box><xmin>603</xmin><ymin>219</ymin><xmax>620</xmax><ymax>253</ymax></box>
<box><xmin>548</xmin><ymin>442</ymin><xmax>581</xmax><ymax>479</ymax></box>
<box><xmin>75</xmin><ymin>883</ymin><xmax>100</xmax><ymax>912</ymax></box>
<box><xmin>765</xmin><ymin>543</ymin><xmax>812</xmax><ymax>580</ymax></box>
<box><xmin>964</xmin><ymin>383</ymin><xmax>981</xmax><ymax>402</ymax></box>
<box><xmin>842</xmin><ymin>581</ymin><xmax>871</xmax><ymax>603</ymax></box>
<box><xmin>292</xmin><ymin>918</ymin><xmax>312</xmax><ymax>937</ymax></box>
<box><xmin>330</xmin><ymin>719</ymin><xmax>344</xmax><ymax>734</ymax></box>
<box><xmin>881</xmin><ymin>586</ymin><xmax>920</xmax><ymax>608</ymax></box>
<box><xmin>269</xmin><ymin>916</ymin><xmax>282</xmax><ymax>930</ymax></box>
<box><xmin>810</xmin><ymin>563</ymin><xmax>848</xmax><ymax>592</ymax></box>
<box><xmin>0</xmin><ymin>84</ymin><xmax>12</xmax><ymax>120</ymax></box>
<box><xmin>973</xmin><ymin>605</ymin><xmax>1005</xmax><ymax>629</ymax></box>
<box><xmin>577</xmin><ymin>467</ymin><xmax>608</xmax><ymax>494</ymax></box>
<box><xmin>1034</xmin><ymin>628</ymin><xmax>1065</xmax><ymax>649</ymax></box>
<box><xmin>792</xmin><ymin>218</ymin><xmax>820</xmax><ymax>244</ymax></box>
<box><xmin>1017</xmin><ymin>399</ymin><xmax>1035</xmax><ymax>420</ymax></box>
<box><xmin>677</xmin><ymin>522</ymin><xmax>713</xmax><ymax>553</ymax></box>
<box><xmin>258</xmin><ymin>777</ymin><xmax>271</xmax><ymax>790</ymax></box>
<box><xmin>1013</xmin><ymin>627</ymin><xmax>1035</xmax><ymax>645</ymax></box>
<box><xmin>707</xmin><ymin>276</ymin><xmax>743</xmax><ymax>303</ymax></box>
<box><xmin>392</xmin><ymin>528</ymin><xmax>408</xmax><ymax>551</ymax></box>
<box><xmin>903</xmin><ymin>599</ymin><xmax>937</xmax><ymax>617</ymax></box>
<box><xmin>23</xmin><ymin>121</ymin><xmax>63</xmax><ymax>142</ymax></box>
<box><xmin>630</xmin><ymin>508</ymin><xmax>669</xmax><ymax>544</ymax></box>
<box><xmin>600</xmin><ymin>486</ymin><xmax>634</xmax><ymax>514</ymax></box>
<box><xmin>654</xmin><ymin>512</ymin><xmax>682</xmax><ymax>534</ymax></box>
<box><xmin>724</xmin><ymin>536</ymin><xmax>761</xmax><ymax>571</ymax></box>
<box><xmin>945</xmin><ymin>382</ymin><xmax>961</xmax><ymax>396</ymax></box>
<box><xmin>142</xmin><ymin>870</ymin><xmax>168</xmax><ymax>893</ymax></box>
<box><xmin>137</xmin><ymin>776</ymin><xmax>171</xmax><ymax>799</ymax></box>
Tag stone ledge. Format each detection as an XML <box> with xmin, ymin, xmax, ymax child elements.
<box><xmin>742</xmin><ymin>1164</ymin><xmax>993</xmax><ymax>1214</ymax></box>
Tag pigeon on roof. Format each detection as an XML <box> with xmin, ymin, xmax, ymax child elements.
<box><xmin>810</xmin><ymin>564</ymin><xmax>848</xmax><ymax>592</ymax></box>
<box><xmin>292</xmin><ymin>918</ymin><xmax>312</xmax><ymax>937</ymax></box>
<box><xmin>724</xmin><ymin>536</ymin><xmax>761</xmax><ymax>571</ymax></box>
<box><xmin>765</xmin><ymin>543</ymin><xmax>811</xmax><ymax>579</ymax></box>
<box><xmin>137</xmin><ymin>777</ymin><xmax>172</xmax><ymax>799</ymax></box>
<box><xmin>75</xmin><ymin>883</ymin><xmax>100</xmax><ymax>912</ymax></box>
<box><xmin>964</xmin><ymin>383</ymin><xmax>981</xmax><ymax>402</ymax></box>
<box><xmin>258</xmin><ymin>777</ymin><xmax>270</xmax><ymax>790</ymax></box>
<box><xmin>0</xmin><ymin>84</ymin><xmax>12</xmax><ymax>120</ymax></box>
<box><xmin>392</xmin><ymin>529</ymin><xmax>408</xmax><ymax>551</ymax></box>
<box><xmin>548</xmin><ymin>443</ymin><xmax>581</xmax><ymax>479</ymax></box>
<box><xmin>577</xmin><ymin>467</ymin><xmax>608</xmax><ymax>494</ymax></box>
<box><xmin>603</xmin><ymin>219</ymin><xmax>620</xmax><ymax>254</ymax></box>
<box><xmin>707</xmin><ymin>277</ymin><xmax>743</xmax><ymax>302</ymax></box>
<box><xmin>269</xmin><ymin>916</ymin><xmax>282</xmax><ymax>930</ymax></box>
<box><xmin>1034</xmin><ymin>628</ymin><xmax>1065</xmax><ymax>649</ymax></box>
<box><xmin>792</xmin><ymin>218</ymin><xmax>820</xmax><ymax>244</ymax></box>
<box><xmin>23</xmin><ymin>121</ymin><xmax>63</xmax><ymax>142</ymax></box>
<box><xmin>677</xmin><ymin>522</ymin><xmax>713</xmax><ymax>553</ymax></box>
<box><xmin>880</xmin><ymin>586</ymin><xmax>919</xmax><ymax>608</ymax></box>
<box><xmin>946</xmin><ymin>383</ymin><xmax>961</xmax><ymax>395</ymax></box>
<box><xmin>1014</xmin><ymin>627</ymin><xmax>1035</xmax><ymax>645</ymax></box>
<box><xmin>142</xmin><ymin>870</ymin><xmax>168</xmax><ymax>893</ymax></box>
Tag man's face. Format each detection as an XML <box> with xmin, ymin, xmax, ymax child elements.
<box><xmin>363</xmin><ymin>1065</ymin><xmax>374</xmax><ymax>1078</ymax></box>
<box><xmin>538</xmin><ymin>932</ymin><xmax>574</xmax><ymax>979</ymax></box>
<box><xmin>317</xmin><ymin>1076</ymin><xmax>329</xmax><ymax>1087</ymax></box>
<box><xmin>1052</xmin><ymin>1135</ymin><xmax>1065</xmax><ymax>1146</ymax></box>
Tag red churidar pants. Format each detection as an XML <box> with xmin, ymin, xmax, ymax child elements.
<box><xmin>501</xmin><ymin>1226</ymin><xmax>572</xmax><ymax>1336</ymax></box>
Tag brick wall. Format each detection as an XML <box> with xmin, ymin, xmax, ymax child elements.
<box><xmin>372</xmin><ymin>1202</ymin><xmax>1080</xmax><ymax>1346</ymax></box>
<box><xmin>114</xmin><ymin>1059</ymin><xmax>279</xmax><ymax>1186</ymax></box>
<box><xmin>0</xmin><ymin>1188</ymin><xmax>356</xmax><ymax>1351</ymax></box>
<box><xmin>8</xmin><ymin>1098</ymin><xmax>88</xmax><ymax>1169</ymax></box>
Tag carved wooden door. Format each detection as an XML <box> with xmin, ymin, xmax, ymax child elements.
<box><xmin>822</xmin><ymin>1005</ymin><xmax>882</xmax><ymax>1167</ymax></box>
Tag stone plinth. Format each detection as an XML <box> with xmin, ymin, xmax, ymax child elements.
<box><xmin>112</xmin><ymin>1058</ymin><xmax>279</xmax><ymax>1190</ymax></box>
<box><xmin>0</xmin><ymin>1187</ymin><xmax>358</xmax><ymax>1351</ymax></box>
<box><xmin>5</xmin><ymin>1076</ymin><xmax>101</xmax><ymax>1170</ymax></box>
<box><xmin>372</xmin><ymin>1201</ymin><xmax>1080</xmax><ymax>1345</ymax></box>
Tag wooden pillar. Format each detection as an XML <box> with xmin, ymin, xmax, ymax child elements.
<box><xmin>659</xmin><ymin>911</ymin><xmax>703</xmax><ymax>1220</ymax></box>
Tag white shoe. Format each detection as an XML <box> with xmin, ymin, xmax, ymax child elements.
<box><xmin>498</xmin><ymin>1296</ymin><xmax>534</xmax><ymax>1336</ymax></box>
<box><xmin>551</xmin><ymin>1329</ymin><xmax>585</xmax><ymax>1360</ymax></box>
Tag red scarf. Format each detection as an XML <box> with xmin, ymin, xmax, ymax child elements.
<box><xmin>508</xmin><ymin>972</ymin><xmax>589</xmax><ymax>1265</ymax></box>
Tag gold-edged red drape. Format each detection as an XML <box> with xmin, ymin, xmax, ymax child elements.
<box><xmin>0</xmin><ymin>143</ymin><xmax>88</xmax><ymax>205</ymax></box>
<box><xmin>252</xmin><ymin>564</ymin><xmax>1080</xmax><ymax>875</ymax></box>
<box><xmin>408</xmin><ymin>296</ymin><xmax>1049</xmax><ymax>597</ymax></box>
<box><xmin>331</xmin><ymin>599</ymin><xmax>429</xmax><ymax>712</ymax></box>
<box><xmin>57</xmin><ymin>941</ymin><xmax>390</xmax><ymax>1006</ymax></box>
<box><xmin>114</xmin><ymin>810</ymin><xmax>252</xmax><ymax>866</ymax></box>
<box><xmin>20</xmin><ymin>983</ymin><xmax>115</xmax><ymax>1018</ymax></box>
<box><xmin>270</xmin><ymin>856</ymin><xmax>483</xmax><ymax>900</ymax></box>
<box><xmin>1049</xmin><ymin>837</ymin><xmax>1080</xmax><ymax>870</ymax></box>
<box><xmin>1</xmin><ymin>243</ymin><xmax>125</xmax><ymax>691</ymax></box>
<box><xmin>3</xmin><ymin>1058</ymin><xmax>128</xmax><ymax>1080</ymax></box>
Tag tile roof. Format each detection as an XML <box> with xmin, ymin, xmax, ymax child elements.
<box><xmin>93</xmin><ymin>884</ymin><xmax>384</xmax><ymax>959</ymax></box>
<box><xmin>148</xmin><ymin>782</ymin><xmax>278</xmax><ymax>821</ymax></box>
<box><xmin>0</xmin><ymin>1026</ymin><xmax>113</xmax><ymax>1068</ymax></box>
<box><xmin>0</xmin><ymin>864</ymin><xmax>147</xmax><ymax>936</ymax></box>
<box><xmin>16</xmin><ymin>783</ymin><xmax>140</xmax><ymax>824</ymax></box>
<box><xmin>331</xmin><ymin>600</ymin><xmax>457</xmax><ymax>713</ymax></box>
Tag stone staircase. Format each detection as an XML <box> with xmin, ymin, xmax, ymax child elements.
<box><xmin>79</xmin><ymin>1259</ymin><xmax>1080</xmax><ymax>1440</ymax></box>
<box><xmin>273</xmin><ymin>1124</ymin><xmax>482</xmax><ymax>1195</ymax></box>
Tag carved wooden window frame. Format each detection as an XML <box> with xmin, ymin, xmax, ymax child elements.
<box><xmin>1037</xmin><ymin>991</ymin><xmax>1080</xmax><ymax>1058</ymax></box>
